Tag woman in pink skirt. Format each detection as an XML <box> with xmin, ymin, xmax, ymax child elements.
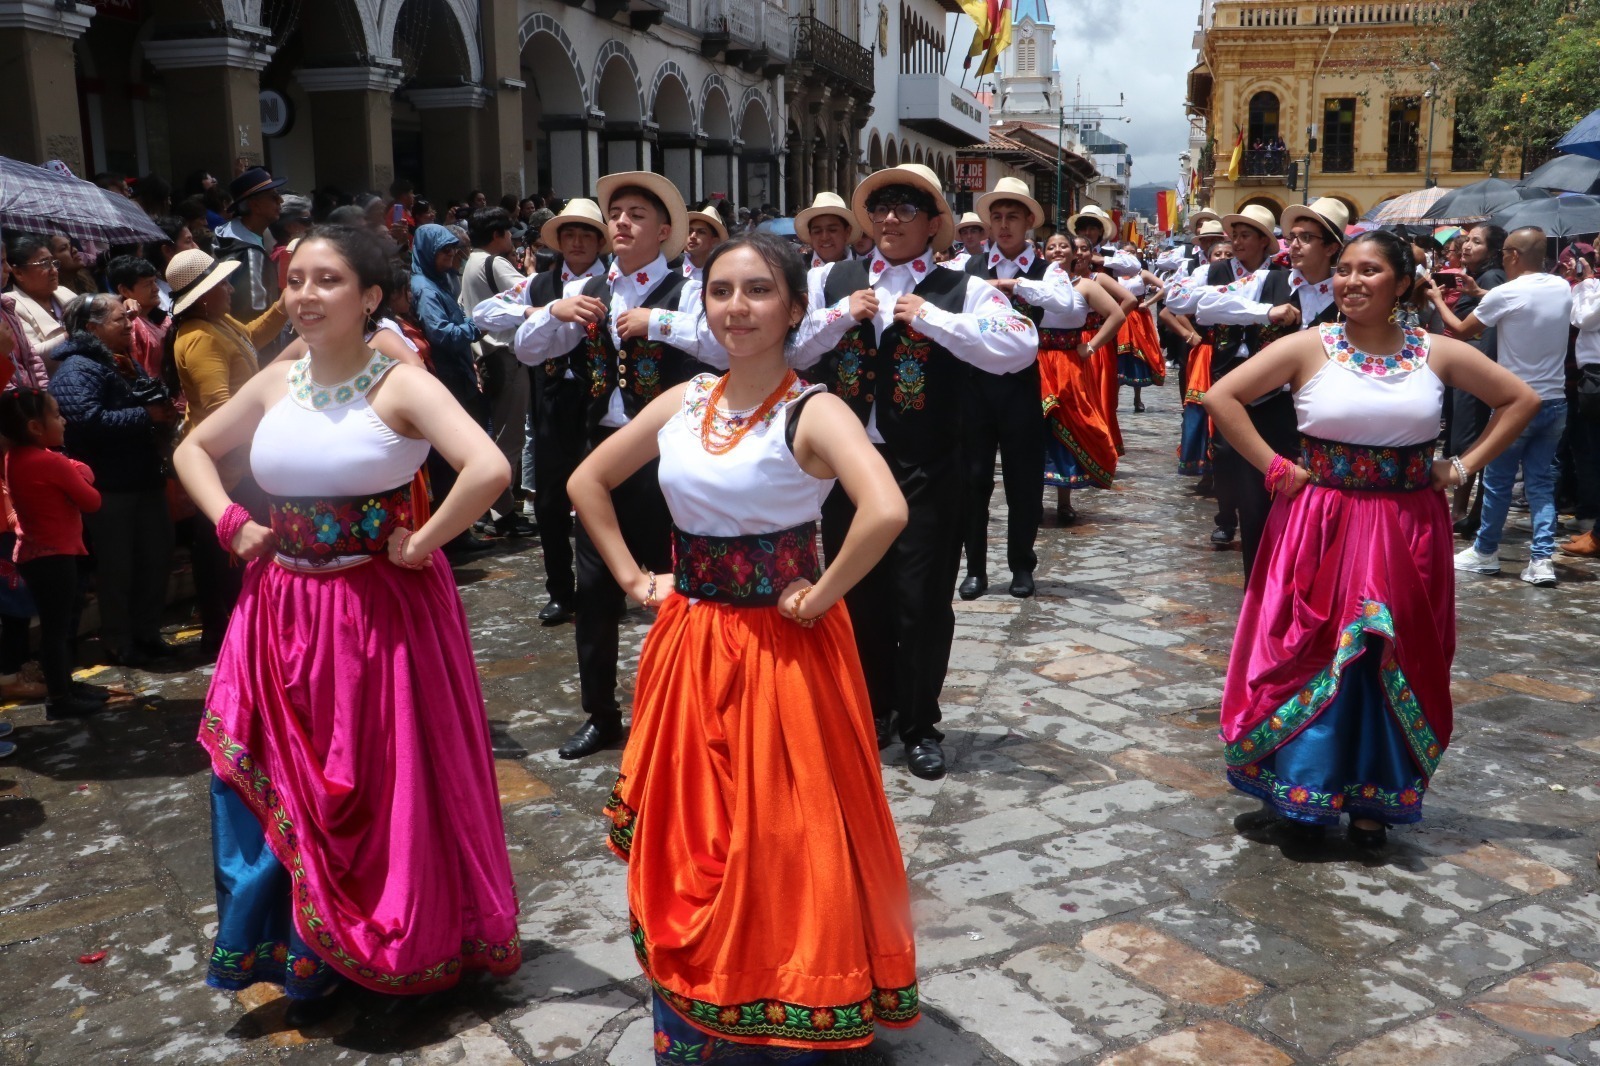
<box><xmin>1205</xmin><ymin>231</ymin><xmax>1537</xmax><ymax>849</ymax></box>
<box><xmin>173</xmin><ymin>225</ymin><xmax>520</xmax><ymax>1026</ymax></box>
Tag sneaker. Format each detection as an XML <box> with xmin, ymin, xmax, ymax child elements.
<box><xmin>1520</xmin><ymin>558</ymin><xmax>1557</xmax><ymax>586</ymax></box>
<box><xmin>1454</xmin><ymin>545</ymin><xmax>1501</xmax><ymax>574</ymax></box>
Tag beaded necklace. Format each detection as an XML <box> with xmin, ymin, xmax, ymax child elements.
<box><xmin>288</xmin><ymin>350</ymin><xmax>398</xmax><ymax>410</ymax></box>
<box><xmin>699</xmin><ymin>371</ymin><xmax>799</xmax><ymax>455</ymax></box>
<box><xmin>1322</xmin><ymin>322</ymin><xmax>1428</xmax><ymax>377</ymax></box>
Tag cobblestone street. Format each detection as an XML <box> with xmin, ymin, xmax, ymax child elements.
<box><xmin>3</xmin><ymin>387</ymin><xmax>1600</xmax><ymax>1065</ymax></box>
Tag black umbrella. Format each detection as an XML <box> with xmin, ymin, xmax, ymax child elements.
<box><xmin>1423</xmin><ymin>178</ymin><xmax>1552</xmax><ymax>223</ymax></box>
<box><xmin>1491</xmin><ymin>194</ymin><xmax>1600</xmax><ymax>238</ymax></box>
<box><xmin>1521</xmin><ymin>154</ymin><xmax>1600</xmax><ymax>195</ymax></box>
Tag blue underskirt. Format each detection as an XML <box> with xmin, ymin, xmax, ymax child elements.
<box><xmin>1227</xmin><ymin>645</ymin><xmax>1428</xmax><ymax>826</ymax></box>
<box><xmin>1118</xmin><ymin>352</ymin><xmax>1158</xmax><ymax>388</ymax></box>
<box><xmin>652</xmin><ymin>995</ymin><xmax>827</xmax><ymax>1063</ymax></box>
<box><xmin>1044</xmin><ymin>438</ymin><xmax>1092</xmax><ymax>488</ymax></box>
<box><xmin>1178</xmin><ymin>402</ymin><xmax>1212</xmax><ymax>476</ymax></box>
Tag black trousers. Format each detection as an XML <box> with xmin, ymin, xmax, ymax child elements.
<box><xmin>961</xmin><ymin>365</ymin><xmax>1045</xmax><ymax>576</ymax></box>
<box><xmin>429</xmin><ymin>375</ymin><xmax>489</xmax><ymax>508</ymax></box>
<box><xmin>1212</xmin><ymin>390</ymin><xmax>1299</xmax><ymax>579</ymax></box>
<box><xmin>83</xmin><ymin>488</ymin><xmax>174</xmax><ymax>654</ymax></box>
<box><xmin>19</xmin><ymin>555</ymin><xmax>81</xmax><ymax>701</ymax></box>
<box><xmin>572</xmin><ymin>454</ymin><xmax>673</xmax><ymax>728</ymax></box>
<box><xmin>533</xmin><ymin>372</ymin><xmax>589</xmax><ymax>606</ymax></box>
<box><xmin>822</xmin><ymin>446</ymin><xmax>964</xmax><ymax>744</ymax></box>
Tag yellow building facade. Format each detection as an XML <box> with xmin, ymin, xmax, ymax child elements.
<box><xmin>1187</xmin><ymin>1</ymin><xmax>1494</xmax><ymax>223</ymax></box>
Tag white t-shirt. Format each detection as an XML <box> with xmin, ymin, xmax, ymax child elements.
<box><xmin>1474</xmin><ymin>272</ymin><xmax>1574</xmax><ymax>401</ymax></box>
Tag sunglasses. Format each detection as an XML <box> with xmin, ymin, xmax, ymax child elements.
<box><xmin>869</xmin><ymin>204</ymin><xmax>927</xmax><ymax>223</ymax></box>
<box><xmin>23</xmin><ymin>258</ymin><xmax>60</xmax><ymax>271</ymax></box>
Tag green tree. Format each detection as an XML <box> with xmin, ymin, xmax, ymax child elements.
<box><xmin>1473</xmin><ymin>11</ymin><xmax>1600</xmax><ymax>163</ymax></box>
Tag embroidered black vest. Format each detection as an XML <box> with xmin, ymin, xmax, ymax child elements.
<box><xmin>527</xmin><ymin>267</ymin><xmax>585</xmax><ymax>380</ymax></box>
<box><xmin>818</xmin><ymin>257</ymin><xmax>973</xmax><ymax>464</ymax></box>
<box><xmin>578</xmin><ymin>271</ymin><xmax>709</xmax><ymax>437</ymax></box>
<box><xmin>964</xmin><ymin>251</ymin><xmax>1050</xmax><ymax>325</ymax></box>
<box><xmin>1209</xmin><ymin>267</ymin><xmax>1339</xmax><ymax>381</ymax></box>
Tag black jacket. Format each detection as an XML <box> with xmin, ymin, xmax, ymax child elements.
<box><xmin>48</xmin><ymin>333</ymin><xmax>166</xmax><ymax>493</ymax></box>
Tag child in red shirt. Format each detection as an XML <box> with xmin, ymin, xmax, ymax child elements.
<box><xmin>1</xmin><ymin>389</ymin><xmax>104</xmax><ymax>720</ymax></box>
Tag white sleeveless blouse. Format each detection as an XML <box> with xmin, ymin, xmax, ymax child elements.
<box><xmin>657</xmin><ymin>374</ymin><xmax>834</xmax><ymax>537</ymax></box>
<box><xmin>1294</xmin><ymin>323</ymin><xmax>1444</xmax><ymax>448</ymax></box>
<box><xmin>251</xmin><ymin>353</ymin><xmax>431</xmax><ymax>497</ymax></box>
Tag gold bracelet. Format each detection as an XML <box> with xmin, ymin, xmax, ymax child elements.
<box><xmin>642</xmin><ymin>569</ymin><xmax>659</xmax><ymax>607</ymax></box>
<box><xmin>791</xmin><ymin>585</ymin><xmax>819</xmax><ymax>628</ymax></box>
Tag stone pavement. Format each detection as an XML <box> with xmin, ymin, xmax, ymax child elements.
<box><xmin>3</xmin><ymin>387</ymin><xmax>1600</xmax><ymax>1065</ymax></box>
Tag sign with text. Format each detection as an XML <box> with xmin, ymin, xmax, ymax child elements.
<box><xmin>956</xmin><ymin>159</ymin><xmax>987</xmax><ymax>192</ymax></box>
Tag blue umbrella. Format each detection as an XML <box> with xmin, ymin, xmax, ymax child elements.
<box><xmin>1556</xmin><ymin>108</ymin><xmax>1600</xmax><ymax>161</ymax></box>
<box><xmin>757</xmin><ymin>217</ymin><xmax>796</xmax><ymax>237</ymax></box>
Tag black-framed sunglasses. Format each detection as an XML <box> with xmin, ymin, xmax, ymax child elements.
<box><xmin>868</xmin><ymin>203</ymin><xmax>925</xmax><ymax>224</ymax></box>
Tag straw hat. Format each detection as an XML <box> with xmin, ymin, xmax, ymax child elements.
<box><xmin>687</xmin><ymin>208</ymin><xmax>729</xmax><ymax>243</ymax></box>
<box><xmin>1220</xmin><ymin>204</ymin><xmax>1278</xmax><ymax>242</ymax></box>
<box><xmin>795</xmin><ymin>192</ymin><xmax>862</xmax><ymax>243</ymax></box>
<box><xmin>1066</xmin><ymin>204</ymin><xmax>1115</xmax><ymax>237</ymax></box>
<box><xmin>976</xmin><ymin>176</ymin><xmax>1044</xmax><ymax>230</ymax></box>
<box><xmin>1189</xmin><ymin>208</ymin><xmax>1221</xmax><ymax>232</ymax></box>
<box><xmin>1195</xmin><ymin>219</ymin><xmax>1227</xmax><ymax>242</ymax></box>
<box><xmin>955</xmin><ymin>211</ymin><xmax>986</xmax><ymax>232</ymax></box>
<box><xmin>166</xmin><ymin>249</ymin><xmax>240</xmax><ymax>317</ymax></box>
<box><xmin>1280</xmin><ymin>196</ymin><xmax>1350</xmax><ymax>246</ymax></box>
<box><xmin>595</xmin><ymin>171</ymin><xmax>689</xmax><ymax>261</ymax></box>
<box><xmin>851</xmin><ymin>163</ymin><xmax>955</xmax><ymax>252</ymax></box>
<box><xmin>539</xmin><ymin>197</ymin><xmax>611</xmax><ymax>253</ymax></box>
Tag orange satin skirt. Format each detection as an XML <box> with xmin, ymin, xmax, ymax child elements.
<box><xmin>1116</xmin><ymin>309</ymin><xmax>1167</xmax><ymax>387</ymax></box>
<box><xmin>1040</xmin><ymin>342</ymin><xmax>1118</xmax><ymax>488</ymax></box>
<box><xmin>1093</xmin><ymin>341</ymin><xmax>1125</xmax><ymax>455</ymax></box>
<box><xmin>604</xmin><ymin>594</ymin><xmax>920</xmax><ymax>1052</ymax></box>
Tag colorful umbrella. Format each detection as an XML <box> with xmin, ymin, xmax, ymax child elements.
<box><xmin>1363</xmin><ymin>187</ymin><xmax>1451</xmax><ymax>224</ymax></box>
<box><xmin>0</xmin><ymin>156</ymin><xmax>167</xmax><ymax>246</ymax></box>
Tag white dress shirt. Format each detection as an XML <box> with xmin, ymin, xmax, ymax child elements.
<box><xmin>1165</xmin><ymin>257</ymin><xmax>1259</xmax><ymax>317</ymax></box>
<box><xmin>1572</xmin><ymin>277</ymin><xmax>1600</xmax><ymax>368</ymax></box>
<box><xmin>1195</xmin><ymin>268</ymin><xmax>1335</xmax><ymax>329</ymax></box>
<box><xmin>512</xmin><ymin>253</ymin><xmax>728</xmax><ymax>427</ymax></box>
<box><xmin>980</xmin><ymin>242</ymin><xmax>1086</xmax><ymax>318</ymax></box>
<box><xmin>472</xmin><ymin>257</ymin><xmax>606</xmax><ymax>379</ymax></box>
<box><xmin>1098</xmin><ymin>246</ymin><xmax>1141</xmax><ymax>278</ymax></box>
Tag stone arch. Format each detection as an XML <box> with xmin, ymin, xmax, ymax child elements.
<box><xmin>649</xmin><ymin>61</ymin><xmax>697</xmax><ymax>130</ymax></box>
<box><xmin>519</xmin><ymin>12</ymin><xmax>588</xmax><ymax>196</ymax></box>
<box><xmin>735</xmin><ymin>86</ymin><xmax>773</xmax><ymax>147</ymax></box>
<box><xmin>651</xmin><ymin>62</ymin><xmax>697</xmax><ymax>194</ymax></box>
<box><xmin>518</xmin><ymin>13</ymin><xmax>587</xmax><ymax>112</ymax></box>
<box><xmin>913</xmin><ymin>144</ymin><xmax>924</xmax><ymax>166</ymax></box>
<box><xmin>592</xmin><ymin>40</ymin><xmax>643</xmax><ymax>121</ymax></box>
<box><xmin>869</xmin><ymin>131</ymin><xmax>883</xmax><ymax>171</ymax></box>
<box><xmin>1238</xmin><ymin>194</ymin><xmax>1284</xmax><ymax>219</ymax></box>
<box><xmin>700</xmin><ymin>74</ymin><xmax>734</xmax><ymax>140</ymax></box>
<box><xmin>886</xmin><ymin>137</ymin><xmax>899</xmax><ymax>168</ymax></box>
<box><xmin>381</xmin><ymin>0</ymin><xmax>482</xmax><ymax>84</ymax></box>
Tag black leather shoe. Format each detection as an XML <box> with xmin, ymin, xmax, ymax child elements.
<box><xmin>874</xmin><ymin>716</ymin><xmax>896</xmax><ymax>749</ymax></box>
<box><xmin>1453</xmin><ymin>516</ymin><xmax>1476</xmax><ymax>538</ymax></box>
<box><xmin>958</xmin><ymin>574</ymin><xmax>987</xmax><ymax>600</ymax></box>
<box><xmin>1210</xmin><ymin>527</ymin><xmax>1234</xmax><ymax>548</ymax></box>
<box><xmin>134</xmin><ymin>637</ymin><xmax>179</xmax><ymax>661</ymax></box>
<box><xmin>284</xmin><ymin>986</ymin><xmax>344</xmax><ymax>1030</ymax></box>
<box><xmin>558</xmin><ymin>720</ymin><xmax>624</xmax><ymax>760</ymax></box>
<box><xmin>1009</xmin><ymin>571</ymin><xmax>1035</xmax><ymax>598</ymax></box>
<box><xmin>494</xmin><ymin>514</ymin><xmax>537</xmax><ymax>538</ymax></box>
<box><xmin>72</xmin><ymin>681</ymin><xmax>111</xmax><ymax>702</ymax></box>
<box><xmin>1347</xmin><ymin>820</ymin><xmax>1388</xmax><ymax>850</ymax></box>
<box><xmin>537</xmin><ymin>599</ymin><xmax>573</xmax><ymax>626</ymax></box>
<box><xmin>905</xmin><ymin>739</ymin><xmax>947</xmax><ymax>780</ymax></box>
<box><xmin>45</xmin><ymin>695</ymin><xmax>103</xmax><ymax>720</ymax></box>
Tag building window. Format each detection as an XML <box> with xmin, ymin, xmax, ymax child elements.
<box><xmin>1450</xmin><ymin>112</ymin><xmax>1483</xmax><ymax>172</ymax></box>
<box><xmin>1017</xmin><ymin>35</ymin><xmax>1036</xmax><ymax>74</ymax></box>
<box><xmin>1244</xmin><ymin>91</ymin><xmax>1284</xmax><ymax>175</ymax></box>
<box><xmin>1387</xmin><ymin>96</ymin><xmax>1421</xmax><ymax>172</ymax></box>
<box><xmin>1322</xmin><ymin>97</ymin><xmax>1355</xmax><ymax>173</ymax></box>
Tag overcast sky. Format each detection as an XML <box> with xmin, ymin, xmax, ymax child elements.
<box><xmin>947</xmin><ymin>0</ymin><xmax>1199</xmax><ymax>188</ymax></box>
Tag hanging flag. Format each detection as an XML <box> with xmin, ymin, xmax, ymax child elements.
<box><xmin>975</xmin><ymin>0</ymin><xmax>1014</xmax><ymax>77</ymax></box>
<box><xmin>1155</xmin><ymin>190</ymin><xmax>1178</xmax><ymax>234</ymax></box>
<box><xmin>957</xmin><ymin>0</ymin><xmax>991</xmax><ymax>70</ymax></box>
<box><xmin>1123</xmin><ymin>218</ymin><xmax>1144</xmax><ymax>249</ymax></box>
<box><xmin>1226</xmin><ymin>130</ymin><xmax>1244</xmax><ymax>182</ymax></box>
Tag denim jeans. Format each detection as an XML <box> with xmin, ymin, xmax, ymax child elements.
<box><xmin>1476</xmin><ymin>398</ymin><xmax>1568</xmax><ymax>560</ymax></box>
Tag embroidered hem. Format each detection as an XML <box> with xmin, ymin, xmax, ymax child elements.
<box><xmin>1227</xmin><ymin>765</ymin><xmax>1426</xmax><ymax>825</ymax></box>
<box><xmin>629</xmin><ymin>916</ymin><xmax>919</xmax><ymax>1050</ymax></box>
<box><xmin>604</xmin><ymin>775</ymin><xmax>636</xmax><ymax>860</ymax></box>
<box><xmin>206</xmin><ymin>938</ymin><xmax>338</xmax><ymax>996</ymax></box>
<box><xmin>200</xmin><ymin>709</ymin><xmax>523</xmax><ymax>992</ymax></box>
<box><xmin>1042</xmin><ymin>416</ymin><xmax>1114</xmax><ymax>489</ymax></box>
<box><xmin>1221</xmin><ymin>601</ymin><xmax>1443</xmax><ymax>779</ymax></box>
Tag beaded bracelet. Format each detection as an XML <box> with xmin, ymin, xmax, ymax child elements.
<box><xmin>1264</xmin><ymin>454</ymin><xmax>1297</xmax><ymax>498</ymax></box>
<box><xmin>1449</xmin><ymin>455</ymin><xmax>1469</xmax><ymax>487</ymax></box>
<box><xmin>642</xmin><ymin>569</ymin><xmax>659</xmax><ymax>607</ymax></box>
<box><xmin>392</xmin><ymin>529</ymin><xmax>428</xmax><ymax>570</ymax></box>
<box><xmin>215</xmin><ymin>503</ymin><xmax>251</xmax><ymax>555</ymax></box>
<box><xmin>791</xmin><ymin>585</ymin><xmax>819</xmax><ymax>628</ymax></box>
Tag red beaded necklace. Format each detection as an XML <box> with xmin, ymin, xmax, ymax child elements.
<box><xmin>699</xmin><ymin>370</ymin><xmax>798</xmax><ymax>455</ymax></box>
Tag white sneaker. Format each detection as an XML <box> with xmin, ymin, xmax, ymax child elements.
<box><xmin>1520</xmin><ymin>558</ymin><xmax>1557</xmax><ymax>586</ymax></box>
<box><xmin>1454</xmin><ymin>545</ymin><xmax>1501</xmax><ymax>574</ymax></box>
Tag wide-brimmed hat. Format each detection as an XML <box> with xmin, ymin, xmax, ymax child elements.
<box><xmin>1220</xmin><ymin>204</ymin><xmax>1278</xmax><ymax>242</ymax></box>
<box><xmin>687</xmin><ymin>208</ymin><xmax>729</xmax><ymax>243</ymax></box>
<box><xmin>539</xmin><ymin>197</ymin><xmax>611</xmax><ymax>253</ymax></box>
<box><xmin>795</xmin><ymin>192</ymin><xmax>862</xmax><ymax>243</ymax></box>
<box><xmin>595</xmin><ymin>171</ymin><xmax>688</xmax><ymax>261</ymax></box>
<box><xmin>851</xmin><ymin>163</ymin><xmax>955</xmax><ymax>252</ymax></box>
<box><xmin>1066</xmin><ymin>204</ymin><xmax>1115</xmax><ymax>237</ymax></box>
<box><xmin>1195</xmin><ymin>219</ymin><xmax>1227</xmax><ymax>242</ymax></box>
<box><xmin>166</xmin><ymin>248</ymin><xmax>240</xmax><ymax>316</ymax></box>
<box><xmin>955</xmin><ymin>211</ymin><xmax>986</xmax><ymax>232</ymax></box>
<box><xmin>1280</xmin><ymin>197</ymin><xmax>1350</xmax><ymax>246</ymax></box>
<box><xmin>228</xmin><ymin>166</ymin><xmax>287</xmax><ymax>206</ymax></box>
<box><xmin>976</xmin><ymin>176</ymin><xmax>1044</xmax><ymax>230</ymax></box>
<box><xmin>1189</xmin><ymin>208</ymin><xmax>1221</xmax><ymax>232</ymax></box>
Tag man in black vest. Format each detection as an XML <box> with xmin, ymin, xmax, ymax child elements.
<box><xmin>511</xmin><ymin>172</ymin><xmax>726</xmax><ymax>759</ymax></box>
<box><xmin>1192</xmin><ymin>198</ymin><xmax>1347</xmax><ymax>576</ymax></box>
<box><xmin>472</xmin><ymin>197</ymin><xmax>610</xmax><ymax>626</ymax></box>
<box><xmin>960</xmin><ymin>176</ymin><xmax>1084</xmax><ymax>600</ymax></box>
<box><xmin>796</xmin><ymin>163</ymin><xmax>1039</xmax><ymax>779</ymax></box>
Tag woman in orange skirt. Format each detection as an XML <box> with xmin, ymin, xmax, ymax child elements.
<box><xmin>1115</xmin><ymin>262</ymin><xmax>1168</xmax><ymax>412</ymax></box>
<box><xmin>1039</xmin><ymin>235</ymin><xmax>1126</xmax><ymax>523</ymax></box>
<box><xmin>1071</xmin><ymin>237</ymin><xmax>1139</xmax><ymax>456</ymax></box>
<box><xmin>569</xmin><ymin>233</ymin><xmax>918</xmax><ymax>1063</ymax></box>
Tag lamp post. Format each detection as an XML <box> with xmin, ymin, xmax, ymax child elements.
<box><xmin>1424</xmin><ymin>62</ymin><xmax>1441</xmax><ymax>187</ymax></box>
<box><xmin>1056</xmin><ymin>105</ymin><xmax>1065</xmax><ymax>232</ymax></box>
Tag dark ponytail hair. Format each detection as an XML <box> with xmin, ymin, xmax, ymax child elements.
<box><xmin>1342</xmin><ymin>229</ymin><xmax>1417</xmax><ymax>304</ymax></box>
<box><xmin>0</xmin><ymin>388</ymin><xmax>53</xmax><ymax>446</ymax></box>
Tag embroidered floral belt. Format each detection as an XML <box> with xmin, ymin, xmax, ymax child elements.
<box><xmin>1039</xmin><ymin>328</ymin><xmax>1084</xmax><ymax>351</ymax></box>
<box><xmin>1301</xmin><ymin>436</ymin><xmax>1435</xmax><ymax>492</ymax></box>
<box><xmin>672</xmin><ymin>522</ymin><xmax>822</xmax><ymax>607</ymax></box>
<box><xmin>267</xmin><ymin>485</ymin><xmax>414</xmax><ymax>566</ymax></box>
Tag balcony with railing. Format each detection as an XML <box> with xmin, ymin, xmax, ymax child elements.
<box><xmin>1218</xmin><ymin>0</ymin><xmax>1460</xmax><ymax>28</ymax></box>
<box><xmin>1321</xmin><ymin>144</ymin><xmax>1354</xmax><ymax>172</ymax></box>
<box><xmin>662</xmin><ymin>0</ymin><xmax>691</xmax><ymax>25</ymax></box>
<box><xmin>1241</xmin><ymin>148</ymin><xmax>1288</xmax><ymax>176</ymax></box>
<box><xmin>791</xmin><ymin>15</ymin><xmax>874</xmax><ymax>97</ymax></box>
